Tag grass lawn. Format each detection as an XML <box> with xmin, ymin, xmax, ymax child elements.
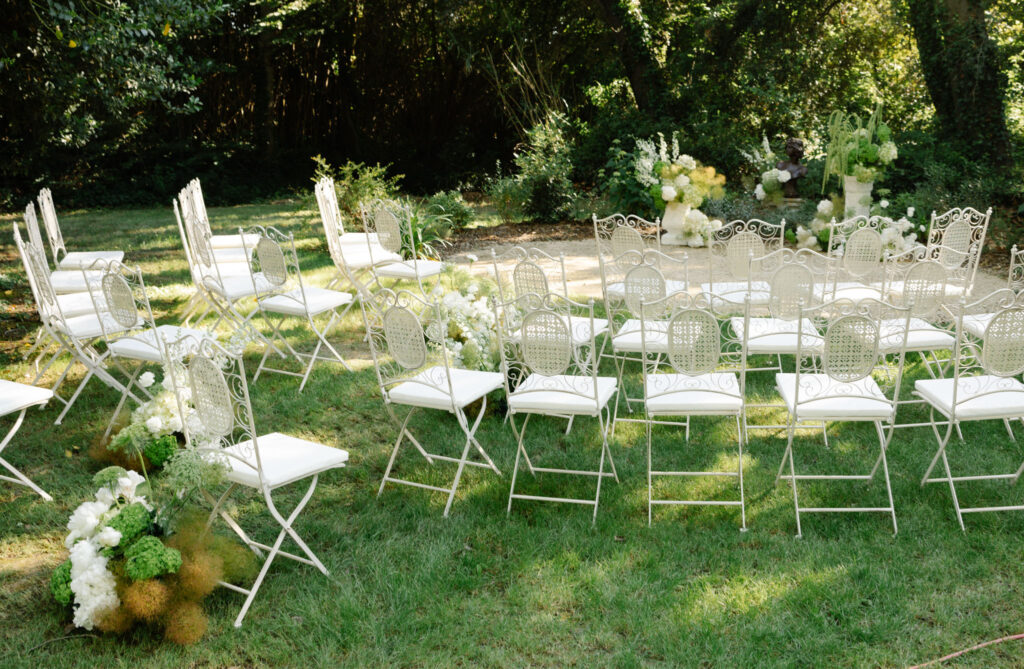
<box><xmin>2</xmin><ymin>199</ymin><xmax>1024</xmax><ymax>667</ymax></box>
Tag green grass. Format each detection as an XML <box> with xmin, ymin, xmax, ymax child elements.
<box><xmin>3</xmin><ymin>201</ymin><xmax>1024</xmax><ymax>667</ymax></box>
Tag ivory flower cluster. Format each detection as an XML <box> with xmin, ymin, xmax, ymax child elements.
<box><xmin>430</xmin><ymin>285</ymin><xmax>500</xmax><ymax>372</ymax></box>
<box><xmin>676</xmin><ymin>209</ymin><xmax>725</xmax><ymax>248</ymax></box>
<box><xmin>635</xmin><ymin>131</ymin><xmax>726</xmax><ymax>210</ymax></box>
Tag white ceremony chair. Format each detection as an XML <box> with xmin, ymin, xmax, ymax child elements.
<box><xmin>361</xmin><ymin>289</ymin><xmax>503</xmax><ymax>516</ymax></box>
<box><xmin>0</xmin><ymin>379</ymin><xmax>55</xmax><ymax>501</ymax></box>
<box><xmin>775</xmin><ymin>298</ymin><xmax>911</xmax><ymax>536</ymax></box>
<box><xmin>822</xmin><ymin>216</ymin><xmax>888</xmax><ymax>302</ymax></box>
<box><xmin>639</xmin><ymin>291</ymin><xmax>748</xmax><ymax>529</ymax></box>
<box><xmin>959</xmin><ymin>245</ymin><xmax>1024</xmax><ymax>340</ymax></box>
<box><xmin>924</xmin><ymin>206</ymin><xmax>990</xmax><ymax>297</ymax></box>
<box><xmin>21</xmin><ymin>203</ymin><xmax>101</xmax><ymax>294</ymax></box>
<box><xmin>494</xmin><ymin>292</ymin><xmax>619</xmax><ymax>521</ymax></box>
<box><xmin>181</xmin><ymin>179</ymin><xmax>259</xmax><ymax>251</ymax></box>
<box><xmin>36</xmin><ymin>188</ymin><xmax>124</xmax><ymax>269</ymax></box>
<box><xmin>242</xmin><ymin>226</ymin><xmax>354</xmax><ymax>391</ymax></box>
<box><xmin>593</xmin><ymin>212</ymin><xmax>664</xmax><ymax>301</ymax></box>
<box><xmin>172</xmin><ymin>335</ymin><xmax>348</xmax><ymax>627</ymax></box>
<box><xmin>316</xmin><ymin>177</ymin><xmax>395</xmax><ymax>296</ymax></box>
<box><xmin>14</xmin><ymin>224</ymin><xmax>139</xmax><ymax>424</ymax></box>
<box><xmin>84</xmin><ymin>259</ymin><xmax>214</xmax><ymax>441</ymax></box>
<box><xmin>915</xmin><ymin>292</ymin><xmax>1024</xmax><ymax>530</ymax></box>
<box><xmin>883</xmin><ymin>259</ymin><xmax>954</xmax><ymax>376</ymax></box>
<box><xmin>604</xmin><ymin>249</ymin><xmax>688</xmax><ymax>426</ymax></box>
<box><xmin>361</xmin><ymin>199</ymin><xmax>444</xmax><ymax>296</ymax></box>
<box><xmin>701</xmin><ymin>219</ymin><xmax>784</xmax><ymax>307</ymax></box>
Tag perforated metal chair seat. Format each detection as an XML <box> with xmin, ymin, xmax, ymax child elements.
<box><xmin>645</xmin><ymin>373</ymin><xmax>742</xmax><ymax>415</ymax></box>
<box><xmin>56</xmin><ymin>250</ymin><xmax>124</xmax><ymax>270</ymax></box>
<box><xmin>109</xmin><ymin>325</ymin><xmax>213</xmax><ymax>363</ymax></box>
<box><xmin>729</xmin><ymin>317</ymin><xmax>822</xmax><ymax>355</ymax></box>
<box><xmin>776</xmin><ymin>373</ymin><xmax>891</xmax><ymax>420</ymax></box>
<box><xmin>388</xmin><ymin>367</ymin><xmax>504</xmax><ymax>411</ymax></box>
<box><xmin>222</xmin><ymin>432</ymin><xmax>349</xmax><ymax>489</ymax></box>
<box><xmin>915</xmin><ymin>376</ymin><xmax>1024</xmax><ymax>420</ymax></box>
<box><xmin>508</xmin><ymin>374</ymin><xmax>617</xmax><ymax>416</ymax></box>
<box><xmin>258</xmin><ymin>287</ymin><xmax>353</xmax><ymax>318</ymax></box>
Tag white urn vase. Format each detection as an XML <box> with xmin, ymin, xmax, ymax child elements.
<box><xmin>660</xmin><ymin>202</ymin><xmax>692</xmax><ymax>246</ymax></box>
<box><xmin>843</xmin><ymin>175</ymin><xmax>874</xmax><ymax>217</ymax></box>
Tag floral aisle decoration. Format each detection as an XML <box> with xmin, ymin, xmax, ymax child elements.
<box><xmin>792</xmin><ymin>199</ymin><xmax>838</xmax><ymax>252</ymax></box>
<box><xmin>635</xmin><ymin>131</ymin><xmax>726</xmax><ymax>246</ymax></box>
<box><xmin>425</xmin><ymin>283</ymin><xmax>500</xmax><ymax>372</ymax></box>
<box><xmin>51</xmin><ymin>463</ymin><xmax>257</xmax><ymax>644</ymax></box>
<box><xmin>821</xmin><ymin>104</ymin><xmax>898</xmax><ymax>216</ymax></box>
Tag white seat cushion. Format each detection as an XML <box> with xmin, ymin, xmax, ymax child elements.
<box><xmin>817</xmin><ymin>282</ymin><xmax>884</xmax><ymax>303</ymax></box>
<box><xmin>212</xmin><ymin>247</ymin><xmax>252</xmax><ymax>264</ymax></box>
<box><xmin>375</xmin><ymin>259</ymin><xmax>445</xmax><ymax>280</ymax></box>
<box><xmin>0</xmin><ymin>379</ymin><xmax>54</xmax><ymax>415</ymax></box>
<box><xmin>645</xmin><ymin>372</ymin><xmax>742</xmax><ymax>414</ymax></box>
<box><xmin>339</xmin><ymin>246</ymin><xmax>402</xmax><ymax>270</ymax></box>
<box><xmin>109</xmin><ymin>325</ymin><xmax>214</xmax><ymax>363</ymax></box>
<box><xmin>508</xmin><ymin>374</ymin><xmax>617</xmax><ymax>416</ymax></box>
<box><xmin>512</xmin><ymin>316</ymin><xmax>609</xmax><ymax>347</ymax></box>
<box><xmin>388</xmin><ymin>367</ymin><xmax>504</xmax><ymax>410</ymax></box>
<box><xmin>612</xmin><ymin>319</ymin><xmax>668</xmax><ymax>353</ymax></box>
<box><xmin>50</xmin><ymin>270</ymin><xmax>102</xmax><ymax>294</ymax></box>
<box><xmin>210</xmin><ymin>233</ymin><xmax>260</xmax><ymax>250</ymax></box>
<box><xmin>59</xmin><ymin>312</ymin><xmax>140</xmax><ymax>339</ymax></box>
<box><xmin>259</xmin><ymin>287</ymin><xmax>353</xmax><ymax>317</ymax></box>
<box><xmin>204</xmin><ymin>273</ymin><xmax>273</xmax><ymax>301</ymax></box>
<box><xmin>56</xmin><ymin>291</ymin><xmax>105</xmax><ymax>318</ymax></box>
<box><xmin>776</xmin><ymin>373</ymin><xmax>892</xmax><ymax>420</ymax></box>
<box><xmin>338</xmin><ymin>232</ymin><xmax>379</xmax><ymax>248</ymax></box>
<box><xmin>878</xmin><ymin>318</ymin><xmax>954</xmax><ymax>353</ymax></box>
<box><xmin>606</xmin><ymin>279</ymin><xmax>688</xmax><ymax>300</ymax></box>
<box><xmin>57</xmin><ymin>250</ymin><xmax>124</xmax><ymax>270</ymax></box>
<box><xmin>700</xmin><ymin>280</ymin><xmax>771</xmax><ymax>306</ymax></box>
<box><xmin>915</xmin><ymin>376</ymin><xmax>1024</xmax><ymax>420</ymax></box>
<box><xmin>730</xmin><ymin>317</ymin><xmax>822</xmax><ymax>355</ymax></box>
<box><xmin>962</xmin><ymin>313</ymin><xmax>994</xmax><ymax>339</ymax></box>
<box><xmin>223</xmin><ymin>432</ymin><xmax>348</xmax><ymax>489</ymax></box>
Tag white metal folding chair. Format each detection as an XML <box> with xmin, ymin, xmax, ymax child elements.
<box><xmin>13</xmin><ymin>224</ymin><xmax>140</xmax><ymax>424</ymax></box>
<box><xmin>183</xmin><ymin>179</ymin><xmax>260</xmax><ymax>252</ymax></box>
<box><xmin>883</xmin><ymin>259</ymin><xmax>954</xmax><ymax>376</ymax></box>
<box><xmin>242</xmin><ymin>226</ymin><xmax>354</xmax><ymax>391</ymax></box>
<box><xmin>170</xmin><ymin>335</ymin><xmax>348</xmax><ymax>627</ymax></box>
<box><xmin>823</xmin><ymin>216</ymin><xmax>889</xmax><ymax>302</ymax></box>
<box><xmin>0</xmin><ymin>379</ymin><xmax>55</xmax><ymax>501</ymax></box>
<box><xmin>959</xmin><ymin>245</ymin><xmax>1024</xmax><ymax>340</ymax></box>
<box><xmin>494</xmin><ymin>292</ymin><xmax>619</xmax><ymax>521</ymax></box>
<box><xmin>775</xmin><ymin>298</ymin><xmax>911</xmax><ymax>536</ymax></box>
<box><xmin>924</xmin><ymin>206</ymin><xmax>991</xmax><ymax>297</ymax></box>
<box><xmin>21</xmin><ymin>202</ymin><xmax>101</xmax><ymax>294</ymax></box>
<box><xmin>701</xmin><ymin>219</ymin><xmax>784</xmax><ymax>307</ymax></box>
<box><xmin>593</xmin><ymin>213</ymin><xmax>664</xmax><ymax>300</ymax></box>
<box><xmin>361</xmin><ymin>288</ymin><xmax>503</xmax><ymax>516</ymax></box>
<box><xmin>640</xmin><ymin>291</ymin><xmax>748</xmax><ymax>528</ymax></box>
<box><xmin>84</xmin><ymin>259</ymin><xmax>215</xmax><ymax>441</ymax></box>
<box><xmin>915</xmin><ymin>291</ymin><xmax>1024</xmax><ymax>530</ymax></box>
<box><xmin>36</xmin><ymin>188</ymin><xmax>124</xmax><ymax>269</ymax></box>
<box><xmin>361</xmin><ymin>199</ymin><xmax>444</xmax><ymax>296</ymax></box>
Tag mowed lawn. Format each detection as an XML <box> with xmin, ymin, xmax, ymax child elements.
<box><xmin>2</xmin><ymin>200</ymin><xmax>1024</xmax><ymax>667</ymax></box>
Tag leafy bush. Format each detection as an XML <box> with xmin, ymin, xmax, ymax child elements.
<box><xmin>311</xmin><ymin>155</ymin><xmax>403</xmax><ymax>224</ymax></box>
<box><xmin>484</xmin><ymin>169</ymin><xmax>524</xmax><ymax>224</ymax></box>
<box><xmin>426</xmin><ymin>190</ymin><xmax>474</xmax><ymax>229</ymax></box>
<box><xmin>403</xmin><ymin>200</ymin><xmax>453</xmax><ymax>260</ymax></box>
<box><xmin>596</xmin><ymin>139</ymin><xmax>656</xmax><ymax>216</ymax></box>
<box><xmin>514</xmin><ymin>112</ymin><xmax>577</xmax><ymax>223</ymax></box>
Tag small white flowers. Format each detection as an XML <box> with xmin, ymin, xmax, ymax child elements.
<box><xmin>672</xmin><ymin>174</ymin><xmax>691</xmax><ymax>188</ymax></box>
<box><xmin>138</xmin><ymin>371</ymin><xmax>155</xmax><ymax>388</ymax></box>
<box><xmin>754</xmin><ymin>184</ymin><xmax>766</xmax><ymax>201</ymax></box>
<box><xmin>879</xmin><ymin>199</ymin><xmax>890</xmax><ymax>209</ymax></box>
<box><xmin>677</xmin><ymin>154</ymin><xmax>697</xmax><ymax>170</ymax></box>
<box><xmin>660</xmin><ymin>185</ymin><xmax>678</xmax><ymax>202</ymax></box>
<box><xmin>145</xmin><ymin>416</ymin><xmax>163</xmax><ymax>434</ymax></box>
<box><xmin>907</xmin><ymin>206</ymin><xmax>916</xmax><ymax>218</ymax></box>
<box><xmin>68</xmin><ymin>540</ymin><xmax>119</xmax><ymax>630</ymax></box>
<box><xmin>677</xmin><ymin>210</ymin><xmax>723</xmax><ymax>248</ymax></box>
<box><xmin>776</xmin><ymin>169</ymin><xmax>792</xmax><ymax>184</ymax></box>
<box><xmin>878</xmin><ymin>141</ymin><xmax>898</xmax><ymax>164</ymax></box>
<box><xmin>817</xmin><ymin>199</ymin><xmax>834</xmax><ymax>216</ymax></box>
<box><xmin>795</xmin><ymin>226</ymin><xmax>821</xmax><ymax>251</ymax></box>
<box><xmin>465</xmin><ymin>253</ymin><xmax>478</xmax><ymax>264</ymax></box>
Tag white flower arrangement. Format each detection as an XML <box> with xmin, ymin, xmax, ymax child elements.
<box><xmin>429</xmin><ymin>284</ymin><xmax>500</xmax><ymax>372</ymax></box>
<box><xmin>677</xmin><ymin>209</ymin><xmax>724</xmax><ymax>248</ymax></box>
<box><xmin>635</xmin><ymin>131</ymin><xmax>726</xmax><ymax>210</ymax></box>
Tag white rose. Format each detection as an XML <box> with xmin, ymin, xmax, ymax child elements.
<box><xmin>138</xmin><ymin>371</ymin><xmax>155</xmax><ymax>389</ymax></box>
<box><xmin>907</xmin><ymin>207</ymin><xmax>915</xmax><ymax>218</ymax></box>
<box><xmin>817</xmin><ymin>200</ymin><xmax>833</xmax><ymax>216</ymax></box>
<box><xmin>879</xmin><ymin>200</ymin><xmax>889</xmax><ymax>209</ymax></box>
<box><xmin>673</xmin><ymin>174</ymin><xmax>691</xmax><ymax>188</ymax></box>
<box><xmin>145</xmin><ymin>416</ymin><xmax>162</xmax><ymax>434</ymax></box>
<box><xmin>777</xmin><ymin>169</ymin><xmax>792</xmax><ymax>183</ymax></box>
<box><xmin>754</xmin><ymin>184</ymin><xmax>766</xmax><ymax>201</ymax></box>
<box><xmin>679</xmin><ymin>155</ymin><xmax>697</xmax><ymax>170</ymax></box>
<box><xmin>660</xmin><ymin>185</ymin><xmax>678</xmax><ymax>202</ymax></box>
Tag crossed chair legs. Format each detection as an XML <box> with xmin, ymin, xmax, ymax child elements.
<box><xmin>252</xmin><ymin>308</ymin><xmax>354</xmax><ymax>392</ymax></box>
<box><xmin>506</xmin><ymin>407</ymin><xmax>619</xmax><ymax>523</ymax></box>
<box><xmin>379</xmin><ymin>399</ymin><xmax>501</xmax><ymax>517</ymax></box>
<box><xmin>776</xmin><ymin>419</ymin><xmax>898</xmax><ymax>538</ymax></box>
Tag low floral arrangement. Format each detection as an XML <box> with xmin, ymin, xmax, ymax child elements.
<box><xmin>51</xmin><ymin>462</ymin><xmax>255</xmax><ymax>644</ymax></box>
<box><xmin>794</xmin><ymin>199</ymin><xmax>838</xmax><ymax>251</ymax></box>
<box><xmin>822</xmin><ymin>104</ymin><xmax>898</xmax><ymax>189</ymax></box>
<box><xmin>636</xmin><ymin>132</ymin><xmax>726</xmax><ymax>211</ymax></box>
<box><xmin>795</xmin><ymin>198</ymin><xmax>921</xmax><ymax>255</ymax></box>
<box><xmin>676</xmin><ymin>209</ymin><xmax>725</xmax><ymax>248</ymax></box>
<box><xmin>742</xmin><ymin>135</ymin><xmax>790</xmax><ymax>206</ymax></box>
<box><xmin>427</xmin><ymin>284</ymin><xmax>500</xmax><ymax>372</ymax></box>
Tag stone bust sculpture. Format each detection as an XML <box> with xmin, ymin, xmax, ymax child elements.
<box><xmin>776</xmin><ymin>137</ymin><xmax>808</xmax><ymax>198</ymax></box>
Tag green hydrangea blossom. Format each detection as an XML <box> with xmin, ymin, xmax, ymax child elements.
<box><xmin>124</xmin><ymin>536</ymin><xmax>183</xmax><ymax>581</ymax></box>
<box><xmin>144</xmin><ymin>434</ymin><xmax>178</xmax><ymax>467</ymax></box>
<box><xmin>106</xmin><ymin>502</ymin><xmax>152</xmax><ymax>549</ymax></box>
<box><xmin>50</xmin><ymin>559</ymin><xmax>72</xmax><ymax>606</ymax></box>
<box><xmin>92</xmin><ymin>466</ymin><xmax>130</xmax><ymax>490</ymax></box>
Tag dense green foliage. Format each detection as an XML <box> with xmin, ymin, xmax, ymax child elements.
<box><xmin>1</xmin><ymin>0</ymin><xmax>1021</xmax><ymax>228</ymax></box>
<box><xmin>124</xmin><ymin>536</ymin><xmax>184</xmax><ymax>581</ymax></box>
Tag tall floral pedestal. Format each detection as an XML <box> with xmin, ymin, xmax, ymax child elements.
<box><xmin>660</xmin><ymin>202</ymin><xmax>692</xmax><ymax>245</ymax></box>
<box><xmin>844</xmin><ymin>176</ymin><xmax>874</xmax><ymax>217</ymax></box>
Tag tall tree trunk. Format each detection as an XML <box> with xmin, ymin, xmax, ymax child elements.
<box><xmin>592</xmin><ymin>0</ymin><xmax>665</xmax><ymax>114</ymax></box>
<box><xmin>906</xmin><ymin>0</ymin><xmax>1013</xmax><ymax>166</ymax></box>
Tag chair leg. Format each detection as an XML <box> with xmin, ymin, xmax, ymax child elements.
<box><xmin>506</xmin><ymin>414</ymin><xmax>531</xmax><ymax>514</ymax></box>
<box><xmin>0</xmin><ymin>408</ymin><xmax>53</xmax><ymax>501</ymax></box>
<box><xmin>874</xmin><ymin>420</ymin><xmax>898</xmax><ymax>535</ymax></box>
<box><xmin>736</xmin><ymin>415</ymin><xmax>747</xmax><ymax>532</ymax></box>
<box><xmin>780</xmin><ymin>422</ymin><xmax>803</xmax><ymax>538</ymax></box>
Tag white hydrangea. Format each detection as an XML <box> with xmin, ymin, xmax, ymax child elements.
<box><xmin>660</xmin><ymin>185</ymin><xmax>678</xmax><ymax>202</ymax></box>
<box><xmin>677</xmin><ymin>154</ymin><xmax>697</xmax><ymax>170</ymax></box>
<box><xmin>94</xmin><ymin>526</ymin><xmax>122</xmax><ymax>548</ymax></box>
<box><xmin>138</xmin><ymin>371</ymin><xmax>155</xmax><ymax>388</ymax></box>
<box><xmin>878</xmin><ymin>141</ymin><xmax>898</xmax><ymax>164</ymax></box>
<box><xmin>754</xmin><ymin>184</ymin><xmax>766</xmax><ymax>201</ymax></box>
<box><xmin>879</xmin><ymin>199</ymin><xmax>889</xmax><ymax>209</ymax></box>
<box><xmin>65</xmin><ymin>500</ymin><xmax>113</xmax><ymax>548</ymax></box>
<box><xmin>145</xmin><ymin>416</ymin><xmax>163</xmax><ymax>434</ymax></box>
<box><xmin>795</xmin><ymin>226</ymin><xmax>820</xmax><ymax>251</ymax></box>
<box><xmin>68</xmin><ymin>540</ymin><xmax>119</xmax><ymax>630</ymax></box>
<box><xmin>777</xmin><ymin>169</ymin><xmax>792</xmax><ymax>184</ymax></box>
<box><xmin>761</xmin><ymin>170</ymin><xmax>779</xmax><ymax>186</ymax></box>
<box><xmin>817</xmin><ymin>199</ymin><xmax>834</xmax><ymax>216</ymax></box>
<box><xmin>907</xmin><ymin>206</ymin><xmax>915</xmax><ymax>218</ymax></box>
<box><xmin>672</xmin><ymin>174</ymin><xmax>691</xmax><ymax>188</ymax></box>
